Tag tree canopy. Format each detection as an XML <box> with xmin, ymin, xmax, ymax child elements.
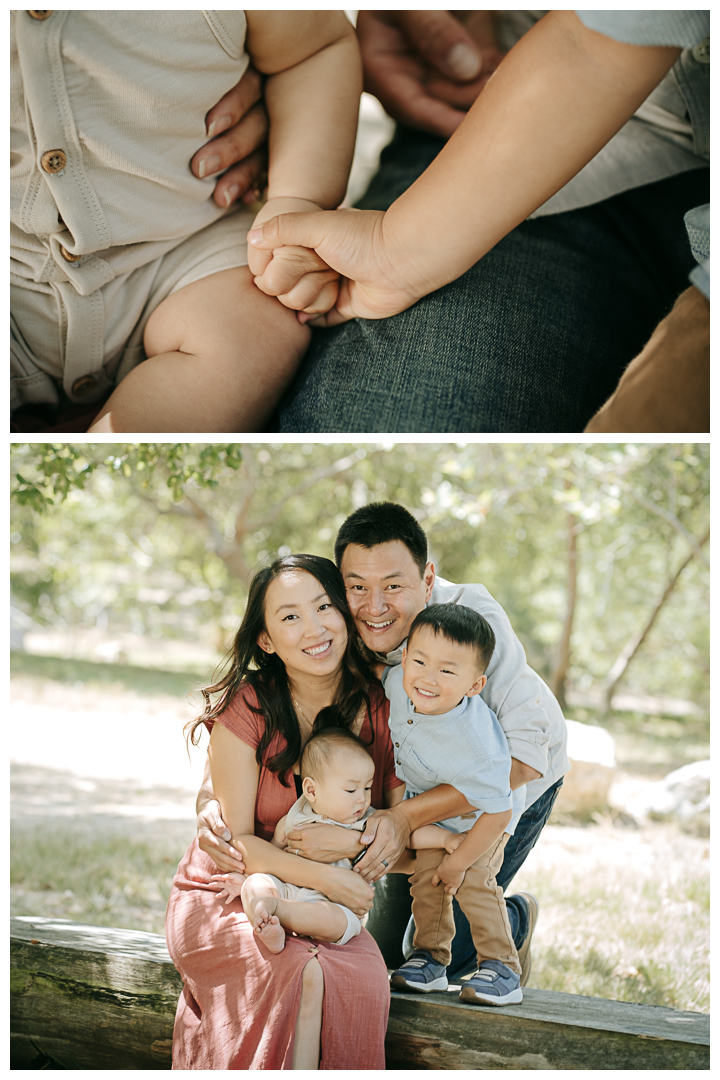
<box><xmin>10</xmin><ymin>442</ymin><xmax>709</xmax><ymax>717</ymax></box>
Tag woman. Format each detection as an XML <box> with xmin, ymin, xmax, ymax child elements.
<box><xmin>165</xmin><ymin>553</ymin><xmax>404</xmax><ymax>1069</ymax></box>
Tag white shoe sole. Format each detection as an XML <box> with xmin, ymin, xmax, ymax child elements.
<box><xmin>459</xmin><ymin>986</ymin><xmax>524</xmax><ymax>1006</ymax></box>
<box><xmin>391</xmin><ymin>975</ymin><xmax>449</xmax><ymax>993</ymax></box>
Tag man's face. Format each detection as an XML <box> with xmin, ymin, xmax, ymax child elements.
<box><xmin>340</xmin><ymin>541</ymin><xmax>434</xmax><ymax>654</ymax></box>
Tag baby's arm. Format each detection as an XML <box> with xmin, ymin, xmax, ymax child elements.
<box><xmin>408</xmin><ymin>824</ymin><xmax>467</xmax><ymax>855</ymax></box>
<box><xmin>244</xmin><ymin>11</ymin><xmax>361</xmax><ymax>313</ymax></box>
<box><xmin>271</xmin><ymin>815</ymin><xmax>288</xmax><ymax>849</ymax></box>
<box><xmin>249</xmin><ymin>10</ymin><xmax>682</xmax><ymax>323</ymax></box>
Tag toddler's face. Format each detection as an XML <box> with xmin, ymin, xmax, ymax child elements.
<box><xmin>401</xmin><ymin>625</ymin><xmax>486</xmax><ymax>715</ymax></box>
<box><xmin>304</xmin><ymin>748</ymin><xmax>375</xmax><ymax>824</ymax></box>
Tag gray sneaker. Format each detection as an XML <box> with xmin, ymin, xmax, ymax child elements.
<box><xmin>391</xmin><ymin>950</ymin><xmax>448</xmax><ymax>993</ymax></box>
<box><xmin>459</xmin><ymin>960</ymin><xmax>523</xmax><ymax>1005</ymax></box>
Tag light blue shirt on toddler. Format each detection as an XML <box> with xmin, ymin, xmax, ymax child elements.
<box><xmin>382</xmin><ymin>665</ymin><xmax>525</xmax><ymax>835</ymax></box>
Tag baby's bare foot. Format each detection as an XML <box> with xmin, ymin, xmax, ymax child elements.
<box><xmin>253</xmin><ymin>897</ymin><xmax>285</xmax><ymax>953</ymax></box>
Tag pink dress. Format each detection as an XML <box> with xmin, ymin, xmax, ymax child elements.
<box><xmin>165</xmin><ymin>683</ymin><xmax>401</xmax><ymax>1070</ymax></box>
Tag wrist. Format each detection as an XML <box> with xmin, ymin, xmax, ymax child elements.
<box><xmin>256</xmin><ymin>195</ymin><xmax>324</xmax><ymax>220</ymax></box>
<box><xmin>381</xmin><ymin>204</ymin><xmax>441</xmax><ymax>304</ymax></box>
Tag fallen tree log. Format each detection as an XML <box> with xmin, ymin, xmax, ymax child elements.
<box><xmin>11</xmin><ymin>916</ymin><xmax>709</xmax><ymax>1070</ymax></box>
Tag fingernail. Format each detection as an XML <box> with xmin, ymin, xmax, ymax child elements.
<box><xmin>447</xmin><ymin>42</ymin><xmax>482</xmax><ymax>79</ymax></box>
<box><xmin>207</xmin><ymin>114</ymin><xmax>233</xmax><ymax>138</ymax></box>
<box><xmin>198</xmin><ymin>154</ymin><xmax>221</xmax><ymax>179</ymax></box>
<box><xmin>223</xmin><ymin>184</ymin><xmax>240</xmax><ymax>208</ymax></box>
<box><xmin>247</xmin><ymin>227</ymin><xmax>263</xmax><ymax>246</ymax></box>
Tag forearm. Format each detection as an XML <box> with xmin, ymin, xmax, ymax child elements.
<box><xmin>445</xmin><ymin>811</ymin><xmax>511</xmax><ymax>872</ymax></box>
<box><xmin>510</xmin><ymin>758</ymin><xmax>542</xmax><ymax>790</ymax></box>
<box><xmin>196</xmin><ymin>758</ymin><xmax>215</xmax><ymax>817</ymax></box>
<box><xmin>235</xmin><ymin>832</ymin><xmax>335</xmax><ymax>892</ymax></box>
<box><xmin>392</xmin><ymin>784</ymin><xmax>475</xmax><ymax>833</ymax></box>
<box><xmin>408</xmin><ymin>824</ymin><xmax>453</xmax><ymax>850</ymax></box>
<box><xmin>264</xmin><ymin>34</ymin><xmax>361</xmax><ymax>207</ymax></box>
<box><xmin>383</xmin><ymin>10</ymin><xmax>680</xmax><ymax>294</ymax></box>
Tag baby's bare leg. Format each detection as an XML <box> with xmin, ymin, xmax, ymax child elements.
<box><xmin>241</xmin><ymin>874</ymin><xmax>286</xmax><ymax>953</ymax></box>
<box><xmin>88</xmin><ymin>267</ymin><xmax>309</xmax><ymax>433</ymax></box>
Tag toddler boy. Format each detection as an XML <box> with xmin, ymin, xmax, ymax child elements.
<box><xmin>383</xmin><ymin>603</ymin><xmax>525</xmax><ymax>1005</ymax></box>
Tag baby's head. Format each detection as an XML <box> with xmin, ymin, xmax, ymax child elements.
<box><xmin>402</xmin><ymin>604</ymin><xmax>496</xmax><ymax>716</ymax></box>
<box><xmin>300</xmin><ymin>727</ymin><xmax>375</xmax><ymax>824</ymax></box>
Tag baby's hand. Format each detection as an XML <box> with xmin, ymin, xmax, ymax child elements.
<box><xmin>444</xmin><ymin>831</ymin><xmax>467</xmax><ymax>855</ymax></box>
<box><xmin>209</xmin><ymin>871</ymin><xmax>247</xmax><ymax>905</ymax></box>
<box><xmin>431</xmin><ymin>856</ymin><xmax>466</xmax><ymax>896</ymax></box>
<box><xmin>248</xmin><ymin>197</ymin><xmax>339</xmax><ymax>320</ymax></box>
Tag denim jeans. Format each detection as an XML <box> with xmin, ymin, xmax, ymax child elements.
<box><xmin>278</xmin><ymin>125</ymin><xmax>709</xmax><ymax>433</ymax></box>
<box><xmin>365</xmin><ymin>777</ymin><xmax>564</xmax><ymax>975</ymax></box>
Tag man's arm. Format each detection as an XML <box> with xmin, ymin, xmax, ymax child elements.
<box><xmin>355</xmin><ymin>784</ymin><xmax>474</xmax><ymax>883</ymax></box>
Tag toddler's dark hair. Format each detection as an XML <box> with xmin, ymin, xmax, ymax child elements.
<box><xmin>407</xmin><ymin>603</ymin><xmax>495</xmax><ymax>673</ymax></box>
<box><xmin>300</xmin><ymin>726</ymin><xmax>374</xmax><ymax>781</ymax></box>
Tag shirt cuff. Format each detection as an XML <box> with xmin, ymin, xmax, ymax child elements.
<box><xmin>504</xmin><ymin>735</ymin><xmax>548</xmax><ymax>778</ymax></box>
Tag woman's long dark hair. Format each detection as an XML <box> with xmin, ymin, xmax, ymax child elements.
<box><xmin>186</xmin><ymin>554</ymin><xmax>375</xmax><ymax>785</ymax></box>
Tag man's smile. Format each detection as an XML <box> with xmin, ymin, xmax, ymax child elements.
<box><xmin>362</xmin><ymin>619</ymin><xmax>395</xmax><ymax>630</ymax></box>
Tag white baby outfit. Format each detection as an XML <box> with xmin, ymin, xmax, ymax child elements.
<box><xmin>11</xmin><ymin>10</ymin><xmax>256</xmax><ymax>412</ymax></box>
<box><xmin>262</xmin><ymin>795</ymin><xmax>374</xmax><ymax>946</ymax></box>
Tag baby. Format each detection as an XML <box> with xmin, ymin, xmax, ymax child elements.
<box><xmin>211</xmin><ymin>727</ymin><xmax>376</xmax><ymax>952</ymax></box>
<box><xmin>383</xmin><ymin>603</ymin><xmax>525</xmax><ymax>1006</ymax></box>
<box><xmin>11</xmin><ymin>11</ymin><xmax>361</xmax><ymax>432</ymax></box>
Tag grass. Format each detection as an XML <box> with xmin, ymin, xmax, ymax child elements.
<box><xmin>10</xmin><ymin>650</ymin><xmax>208</xmax><ymax>700</ymax></box>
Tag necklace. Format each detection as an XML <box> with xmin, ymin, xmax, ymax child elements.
<box><xmin>292</xmin><ymin>696</ymin><xmax>314</xmax><ymax>732</ymax></box>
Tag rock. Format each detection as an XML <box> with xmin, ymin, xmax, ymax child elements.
<box><xmin>553</xmin><ymin>719</ymin><xmax>616</xmax><ymax>817</ymax></box>
<box><xmin>626</xmin><ymin>760</ymin><xmax>710</xmax><ymax>836</ymax></box>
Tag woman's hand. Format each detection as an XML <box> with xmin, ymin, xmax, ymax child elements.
<box><xmin>191</xmin><ymin>65</ymin><xmax>269</xmax><ymax>208</ymax></box>
<box><xmin>320</xmin><ymin>866</ymin><xmax>376</xmax><ymax>917</ymax></box>
<box><xmin>249</xmin><ymin>208</ymin><xmax>422</xmax><ymax>325</ymax></box>
<box><xmin>197</xmin><ymin>798</ymin><xmax>247</xmax><ymax>874</ymax></box>
<box><xmin>284</xmin><ymin>822</ymin><xmax>363</xmax><ymax>863</ymax></box>
<box><xmin>357</xmin><ymin>10</ymin><xmax>505</xmax><ymax>139</ymax></box>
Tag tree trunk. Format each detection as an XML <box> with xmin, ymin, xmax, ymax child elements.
<box><xmin>549</xmin><ymin>508</ymin><xmax>578</xmax><ymax>710</ymax></box>
<box><xmin>601</xmin><ymin>529</ymin><xmax>709</xmax><ymax>714</ymax></box>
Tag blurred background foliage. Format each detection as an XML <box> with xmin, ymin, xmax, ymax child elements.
<box><xmin>10</xmin><ymin>442</ymin><xmax>709</xmax><ymax>719</ymax></box>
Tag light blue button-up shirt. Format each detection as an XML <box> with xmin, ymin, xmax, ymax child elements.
<box><xmin>382</xmin><ymin>664</ymin><xmax>526</xmax><ymax>835</ymax></box>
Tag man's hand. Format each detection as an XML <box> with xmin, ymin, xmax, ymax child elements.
<box><xmin>191</xmin><ymin>65</ymin><xmax>269</xmax><ymax>208</ymax></box>
<box><xmin>322</xmin><ymin>866</ymin><xmax>377</xmax><ymax>917</ymax></box>
<box><xmin>357</xmin><ymin>10</ymin><xmax>505</xmax><ymax>139</ymax></box>
<box><xmin>197</xmin><ymin>798</ymin><xmax>247</xmax><ymax>874</ymax></box>
<box><xmin>284</xmin><ymin>822</ymin><xmax>363</xmax><ymax>863</ymax></box>
<box><xmin>249</xmin><ymin>207</ymin><xmax>422</xmax><ymax>325</ymax></box>
<box><xmin>431</xmin><ymin>854</ymin><xmax>466</xmax><ymax>895</ymax></box>
<box><xmin>353</xmin><ymin>807</ymin><xmax>411</xmax><ymax>882</ymax></box>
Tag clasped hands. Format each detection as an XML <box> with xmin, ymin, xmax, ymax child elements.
<box><xmin>247</xmin><ymin>200</ymin><xmax>419</xmax><ymax>326</ymax></box>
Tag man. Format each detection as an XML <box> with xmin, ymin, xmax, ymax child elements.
<box><xmin>198</xmin><ymin>502</ymin><xmax>568</xmax><ymax>985</ymax></box>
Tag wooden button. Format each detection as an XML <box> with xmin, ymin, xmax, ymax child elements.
<box><xmin>407</xmin><ymin>718</ymin><xmax>413</xmax><ymax>724</ymax></box>
<box><xmin>41</xmin><ymin>149</ymin><xmax>67</xmax><ymax>174</ymax></box>
<box><xmin>72</xmin><ymin>375</ymin><xmax>97</xmax><ymax>397</ymax></box>
<box><xmin>60</xmin><ymin>245</ymin><xmax>81</xmax><ymax>263</ymax></box>
<box><xmin>28</xmin><ymin>10</ymin><xmax>53</xmax><ymax>19</ymax></box>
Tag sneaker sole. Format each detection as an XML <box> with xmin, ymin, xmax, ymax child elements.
<box><xmin>391</xmin><ymin>974</ymin><xmax>449</xmax><ymax>993</ymax></box>
<box><xmin>459</xmin><ymin>985</ymin><xmax>524</xmax><ymax>1006</ymax></box>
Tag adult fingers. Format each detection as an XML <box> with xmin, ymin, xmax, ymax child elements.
<box><xmin>192</xmin><ymin>100</ymin><xmax>268</xmax><ymax>181</ymax></box>
<box><xmin>393</xmin><ymin>10</ymin><xmax>483</xmax><ymax>82</ymax></box>
<box><xmin>213</xmin><ymin>149</ymin><xmax>268</xmax><ymax>210</ymax></box>
<box><xmin>203</xmin><ymin>64</ymin><xmax>263</xmax><ymax>141</ymax></box>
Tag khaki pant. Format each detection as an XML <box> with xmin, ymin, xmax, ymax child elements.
<box><xmin>409</xmin><ymin>836</ymin><xmax>520</xmax><ymax>974</ymax></box>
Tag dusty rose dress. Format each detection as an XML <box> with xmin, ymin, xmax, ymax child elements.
<box><xmin>165</xmin><ymin>683</ymin><xmax>401</xmax><ymax>1070</ymax></box>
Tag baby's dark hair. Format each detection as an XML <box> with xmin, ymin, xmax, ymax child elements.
<box><xmin>300</xmin><ymin>726</ymin><xmax>374</xmax><ymax>782</ymax></box>
<box><xmin>407</xmin><ymin>604</ymin><xmax>496</xmax><ymax>673</ymax></box>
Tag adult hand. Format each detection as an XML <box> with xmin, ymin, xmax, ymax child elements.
<box><xmin>322</xmin><ymin>866</ymin><xmax>376</xmax><ymax>917</ymax></box>
<box><xmin>584</xmin><ymin>286</ymin><xmax>709</xmax><ymax>433</ymax></box>
<box><xmin>357</xmin><ymin>10</ymin><xmax>506</xmax><ymax>139</ymax></box>
<box><xmin>284</xmin><ymin>822</ymin><xmax>362</xmax><ymax>864</ymax></box>
<box><xmin>353</xmin><ymin>807</ymin><xmax>411</xmax><ymax>883</ymax></box>
<box><xmin>197</xmin><ymin>798</ymin><xmax>247</xmax><ymax>874</ymax></box>
<box><xmin>190</xmin><ymin>65</ymin><xmax>269</xmax><ymax>209</ymax></box>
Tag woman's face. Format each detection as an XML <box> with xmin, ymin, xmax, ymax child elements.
<box><xmin>258</xmin><ymin>570</ymin><xmax>348</xmax><ymax>684</ymax></box>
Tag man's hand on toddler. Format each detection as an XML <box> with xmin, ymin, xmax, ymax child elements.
<box><xmin>248</xmin><ymin>207</ymin><xmax>423</xmax><ymax>325</ymax></box>
<box><xmin>431</xmin><ymin>854</ymin><xmax>466</xmax><ymax>895</ymax></box>
<box><xmin>209</xmin><ymin>871</ymin><xmax>248</xmax><ymax>904</ymax></box>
